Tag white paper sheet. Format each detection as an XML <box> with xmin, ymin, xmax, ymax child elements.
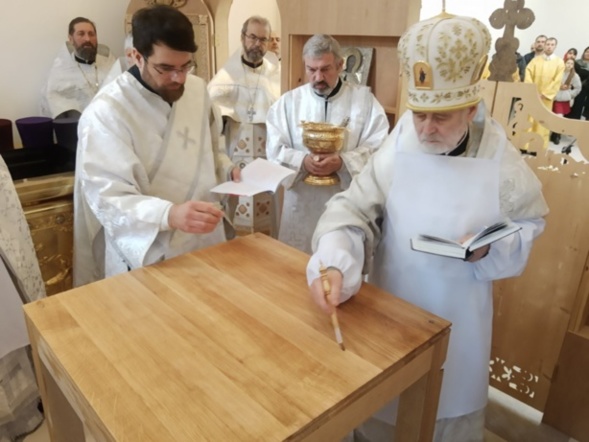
<box><xmin>211</xmin><ymin>158</ymin><xmax>295</xmax><ymax>197</ymax></box>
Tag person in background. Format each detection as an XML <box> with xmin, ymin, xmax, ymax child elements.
<box><xmin>102</xmin><ymin>32</ymin><xmax>135</xmax><ymax>86</ymax></box>
<box><xmin>525</xmin><ymin>37</ymin><xmax>565</xmax><ymax>147</ymax></box>
<box><xmin>0</xmin><ymin>157</ymin><xmax>46</xmax><ymax>440</ymax></box>
<box><xmin>523</xmin><ymin>34</ymin><xmax>546</xmax><ymax>66</ymax></box>
<box><xmin>208</xmin><ymin>16</ymin><xmax>280</xmax><ymax>236</ymax></box>
<box><xmin>40</xmin><ymin>17</ymin><xmax>116</xmax><ymax>118</ymax></box>
<box><xmin>563</xmin><ymin>47</ymin><xmax>577</xmax><ymax>61</ymax></box>
<box><xmin>307</xmin><ymin>13</ymin><xmax>548</xmax><ymax>441</ymax></box>
<box><xmin>266</xmin><ymin>34</ymin><xmax>389</xmax><ymax>253</ymax></box>
<box><xmin>74</xmin><ymin>5</ymin><xmax>239</xmax><ymax>286</ymax></box>
<box><xmin>268</xmin><ymin>31</ymin><xmax>281</xmax><ymax>62</ymax></box>
<box><xmin>551</xmin><ymin>57</ymin><xmax>582</xmax><ymax>144</ymax></box>
<box><xmin>567</xmin><ymin>46</ymin><xmax>589</xmax><ymax>120</ymax></box>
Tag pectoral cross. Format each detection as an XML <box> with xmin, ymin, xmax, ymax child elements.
<box><xmin>247</xmin><ymin>105</ymin><xmax>256</xmax><ymax>122</ymax></box>
<box><xmin>177</xmin><ymin>127</ymin><xmax>196</xmax><ymax>150</ymax></box>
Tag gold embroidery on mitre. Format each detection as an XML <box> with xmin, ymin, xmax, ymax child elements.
<box><xmin>471</xmin><ymin>54</ymin><xmax>488</xmax><ymax>84</ymax></box>
<box><xmin>413</xmin><ymin>61</ymin><xmax>433</xmax><ymax>89</ymax></box>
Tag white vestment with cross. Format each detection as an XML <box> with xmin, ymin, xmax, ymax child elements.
<box><xmin>73</xmin><ymin>73</ymin><xmax>234</xmax><ymax>287</ymax></box>
<box><xmin>208</xmin><ymin>49</ymin><xmax>281</xmax><ymax>235</ymax></box>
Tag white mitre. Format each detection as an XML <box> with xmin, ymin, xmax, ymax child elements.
<box><xmin>398</xmin><ymin>12</ymin><xmax>492</xmax><ymax>112</ymax></box>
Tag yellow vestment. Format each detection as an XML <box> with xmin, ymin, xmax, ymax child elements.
<box><xmin>525</xmin><ymin>55</ymin><xmax>565</xmax><ymax>147</ymax></box>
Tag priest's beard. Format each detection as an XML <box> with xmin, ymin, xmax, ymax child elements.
<box><xmin>312</xmin><ymin>81</ymin><xmax>334</xmax><ymax>96</ymax></box>
<box><xmin>75</xmin><ymin>43</ymin><xmax>97</xmax><ymax>63</ymax></box>
<box><xmin>418</xmin><ymin>126</ymin><xmax>468</xmax><ymax>154</ymax></box>
<box><xmin>142</xmin><ymin>67</ymin><xmax>185</xmax><ymax>103</ymax></box>
<box><xmin>244</xmin><ymin>47</ymin><xmax>265</xmax><ymax>64</ymax></box>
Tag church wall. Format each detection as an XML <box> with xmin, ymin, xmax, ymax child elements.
<box><xmin>422</xmin><ymin>0</ymin><xmax>589</xmax><ymax>61</ymax></box>
<box><xmin>0</xmin><ymin>0</ymin><xmax>127</xmax><ymax>146</ymax></box>
<box><xmin>0</xmin><ymin>0</ymin><xmax>585</xmax><ymax>147</ymax></box>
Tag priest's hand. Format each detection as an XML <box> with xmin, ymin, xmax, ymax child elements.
<box><xmin>303</xmin><ymin>153</ymin><xmax>343</xmax><ymax>176</ymax></box>
<box><xmin>231</xmin><ymin>166</ymin><xmax>241</xmax><ymax>182</ymax></box>
<box><xmin>168</xmin><ymin>201</ymin><xmax>224</xmax><ymax>234</ymax></box>
<box><xmin>309</xmin><ymin>268</ymin><xmax>343</xmax><ymax>315</ymax></box>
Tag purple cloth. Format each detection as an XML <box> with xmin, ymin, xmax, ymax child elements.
<box><xmin>53</xmin><ymin>116</ymin><xmax>79</xmax><ymax>150</ymax></box>
<box><xmin>15</xmin><ymin>117</ymin><xmax>54</xmax><ymax>148</ymax></box>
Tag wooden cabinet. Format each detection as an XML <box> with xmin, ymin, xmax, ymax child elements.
<box><xmin>16</xmin><ymin>173</ymin><xmax>74</xmax><ymax>296</ymax></box>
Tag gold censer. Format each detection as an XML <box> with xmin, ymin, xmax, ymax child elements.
<box><xmin>301</xmin><ymin>121</ymin><xmax>345</xmax><ymax>186</ymax></box>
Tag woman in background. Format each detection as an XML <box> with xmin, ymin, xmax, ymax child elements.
<box><xmin>567</xmin><ymin>46</ymin><xmax>589</xmax><ymax>120</ymax></box>
<box><xmin>551</xmin><ymin>57</ymin><xmax>582</xmax><ymax>144</ymax></box>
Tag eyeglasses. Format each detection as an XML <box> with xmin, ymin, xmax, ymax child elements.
<box><xmin>243</xmin><ymin>33</ymin><xmax>269</xmax><ymax>45</ymax></box>
<box><xmin>144</xmin><ymin>57</ymin><xmax>196</xmax><ymax>76</ymax></box>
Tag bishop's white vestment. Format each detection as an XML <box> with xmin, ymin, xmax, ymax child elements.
<box><xmin>0</xmin><ymin>157</ymin><xmax>45</xmax><ymax>440</ymax></box>
<box><xmin>74</xmin><ymin>71</ymin><xmax>233</xmax><ymax>287</ymax></box>
<box><xmin>40</xmin><ymin>43</ymin><xmax>116</xmax><ymax>118</ymax></box>
<box><xmin>308</xmin><ymin>105</ymin><xmax>549</xmax><ymax>440</ymax></box>
<box><xmin>266</xmin><ymin>81</ymin><xmax>389</xmax><ymax>253</ymax></box>
<box><xmin>208</xmin><ymin>50</ymin><xmax>280</xmax><ymax>235</ymax></box>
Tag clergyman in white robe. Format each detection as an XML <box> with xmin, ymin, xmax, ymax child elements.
<box><xmin>0</xmin><ymin>157</ymin><xmax>45</xmax><ymax>440</ymax></box>
<box><xmin>308</xmin><ymin>104</ymin><xmax>549</xmax><ymax>441</ymax></box>
<box><xmin>208</xmin><ymin>50</ymin><xmax>280</xmax><ymax>235</ymax></box>
<box><xmin>40</xmin><ymin>42</ymin><xmax>116</xmax><ymax>118</ymax></box>
<box><xmin>74</xmin><ymin>69</ymin><xmax>234</xmax><ymax>287</ymax></box>
<box><xmin>266</xmin><ymin>78</ymin><xmax>389</xmax><ymax>253</ymax></box>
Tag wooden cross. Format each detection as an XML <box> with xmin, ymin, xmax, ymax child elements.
<box><xmin>177</xmin><ymin>127</ymin><xmax>196</xmax><ymax>150</ymax></box>
<box><xmin>488</xmin><ymin>0</ymin><xmax>535</xmax><ymax>82</ymax></box>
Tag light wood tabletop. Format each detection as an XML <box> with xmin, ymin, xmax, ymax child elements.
<box><xmin>25</xmin><ymin>233</ymin><xmax>450</xmax><ymax>441</ymax></box>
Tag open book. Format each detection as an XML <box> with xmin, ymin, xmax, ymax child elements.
<box><xmin>210</xmin><ymin>158</ymin><xmax>295</xmax><ymax>197</ymax></box>
<box><xmin>410</xmin><ymin>220</ymin><xmax>522</xmax><ymax>259</ymax></box>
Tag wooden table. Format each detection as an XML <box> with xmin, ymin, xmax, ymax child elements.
<box><xmin>25</xmin><ymin>234</ymin><xmax>450</xmax><ymax>441</ymax></box>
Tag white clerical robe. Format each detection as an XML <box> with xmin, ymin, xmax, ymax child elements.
<box><xmin>266</xmin><ymin>81</ymin><xmax>389</xmax><ymax>253</ymax></box>
<box><xmin>74</xmin><ymin>72</ymin><xmax>234</xmax><ymax>287</ymax></box>
<box><xmin>40</xmin><ymin>42</ymin><xmax>116</xmax><ymax>118</ymax></box>
<box><xmin>525</xmin><ymin>54</ymin><xmax>565</xmax><ymax>147</ymax></box>
<box><xmin>208</xmin><ymin>50</ymin><xmax>280</xmax><ymax>235</ymax></box>
<box><xmin>308</xmin><ymin>105</ymin><xmax>548</xmax><ymax>439</ymax></box>
<box><xmin>0</xmin><ymin>157</ymin><xmax>45</xmax><ymax>440</ymax></box>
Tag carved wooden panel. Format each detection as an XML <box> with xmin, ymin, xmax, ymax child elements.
<box><xmin>481</xmin><ymin>80</ymin><xmax>589</xmax><ymax>411</ymax></box>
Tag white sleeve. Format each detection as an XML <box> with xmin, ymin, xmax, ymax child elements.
<box><xmin>473</xmin><ymin>218</ymin><xmax>545</xmax><ymax>280</ymax></box>
<box><xmin>306</xmin><ymin>228</ymin><xmax>365</xmax><ymax>303</ymax></box>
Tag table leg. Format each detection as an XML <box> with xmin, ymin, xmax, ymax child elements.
<box><xmin>395</xmin><ymin>330</ymin><xmax>449</xmax><ymax>441</ymax></box>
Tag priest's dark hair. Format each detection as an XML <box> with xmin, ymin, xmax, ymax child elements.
<box><xmin>132</xmin><ymin>5</ymin><xmax>197</xmax><ymax>58</ymax></box>
<box><xmin>68</xmin><ymin>17</ymin><xmax>96</xmax><ymax>36</ymax></box>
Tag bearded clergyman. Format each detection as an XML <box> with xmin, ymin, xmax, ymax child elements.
<box><xmin>40</xmin><ymin>17</ymin><xmax>116</xmax><ymax>118</ymax></box>
<box><xmin>208</xmin><ymin>16</ymin><xmax>280</xmax><ymax>236</ymax></box>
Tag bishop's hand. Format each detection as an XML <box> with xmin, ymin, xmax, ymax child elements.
<box><xmin>310</xmin><ymin>267</ymin><xmax>343</xmax><ymax>315</ymax></box>
<box><xmin>168</xmin><ymin>201</ymin><xmax>224</xmax><ymax>234</ymax></box>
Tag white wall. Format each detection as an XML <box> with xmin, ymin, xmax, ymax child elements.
<box><xmin>0</xmin><ymin>0</ymin><xmax>128</xmax><ymax>143</ymax></box>
<box><xmin>420</xmin><ymin>0</ymin><xmax>589</xmax><ymax>59</ymax></box>
<box><xmin>1</xmin><ymin>0</ymin><xmax>587</xmax><ymax>145</ymax></box>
